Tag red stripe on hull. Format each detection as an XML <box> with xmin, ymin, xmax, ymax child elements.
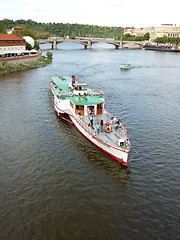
<box><xmin>72</xmin><ymin>116</ymin><xmax>129</xmax><ymax>153</ymax></box>
<box><xmin>72</xmin><ymin>119</ymin><xmax>127</xmax><ymax>166</ymax></box>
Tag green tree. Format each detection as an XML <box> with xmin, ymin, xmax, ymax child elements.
<box><xmin>46</xmin><ymin>51</ymin><xmax>53</xmax><ymax>59</ymax></box>
<box><xmin>34</xmin><ymin>41</ymin><xmax>40</xmax><ymax>50</ymax></box>
<box><xmin>21</xmin><ymin>27</ymin><xmax>37</xmax><ymax>39</ymax></box>
<box><xmin>0</xmin><ymin>22</ymin><xmax>6</xmax><ymax>33</ymax></box>
<box><xmin>154</xmin><ymin>36</ymin><xmax>180</xmax><ymax>44</ymax></box>
<box><xmin>143</xmin><ymin>33</ymin><xmax>150</xmax><ymax>41</ymax></box>
<box><xmin>122</xmin><ymin>33</ymin><xmax>131</xmax><ymax>40</ymax></box>
<box><xmin>26</xmin><ymin>42</ymin><xmax>32</xmax><ymax>50</ymax></box>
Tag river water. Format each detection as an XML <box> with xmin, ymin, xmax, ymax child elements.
<box><xmin>0</xmin><ymin>43</ymin><xmax>180</xmax><ymax>240</ymax></box>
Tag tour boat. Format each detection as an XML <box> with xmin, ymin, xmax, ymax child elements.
<box><xmin>50</xmin><ymin>75</ymin><xmax>131</xmax><ymax>166</ymax></box>
<box><xmin>141</xmin><ymin>44</ymin><xmax>180</xmax><ymax>52</ymax></box>
<box><xmin>120</xmin><ymin>64</ymin><xmax>131</xmax><ymax>70</ymax></box>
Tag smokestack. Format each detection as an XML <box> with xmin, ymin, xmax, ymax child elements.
<box><xmin>72</xmin><ymin>75</ymin><xmax>75</xmax><ymax>86</ymax></box>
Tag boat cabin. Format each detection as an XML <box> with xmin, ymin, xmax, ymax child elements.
<box><xmin>73</xmin><ymin>83</ymin><xmax>87</xmax><ymax>96</ymax></box>
<box><xmin>71</xmin><ymin>81</ymin><xmax>104</xmax><ymax>117</ymax></box>
<box><xmin>51</xmin><ymin>75</ymin><xmax>104</xmax><ymax>117</ymax></box>
<box><xmin>74</xmin><ymin>103</ymin><xmax>103</xmax><ymax>116</ymax></box>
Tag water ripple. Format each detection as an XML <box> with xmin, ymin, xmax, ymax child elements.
<box><xmin>0</xmin><ymin>48</ymin><xmax>179</xmax><ymax>240</ymax></box>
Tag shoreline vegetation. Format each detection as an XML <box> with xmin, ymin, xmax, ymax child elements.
<box><xmin>0</xmin><ymin>52</ymin><xmax>53</xmax><ymax>76</ymax></box>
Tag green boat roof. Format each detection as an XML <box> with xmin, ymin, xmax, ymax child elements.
<box><xmin>51</xmin><ymin>76</ymin><xmax>71</xmax><ymax>92</ymax></box>
<box><xmin>51</xmin><ymin>76</ymin><xmax>104</xmax><ymax>105</ymax></box>
<box><xmin>71</xmin><ymin>95</ymin><xmax>103</xmax><ymax>105</ymax></box>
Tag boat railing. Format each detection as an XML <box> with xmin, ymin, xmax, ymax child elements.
<box><xmin>58</xmin><ymin>75</ymin><xmax>65</xmax><ymax>80</ymax></box>
<box><xmin>57</xmin><ymin>90</ymin><xmax>71</xmax><ymax>98</ymax></box>
<box><xmin>57</xmin><ymin>94</ymin><xmax>69</xmax><ymax>98</ymax></box>
<box><xmin>89</xmin><ymin>89</ymin><xmax>104</xmax><ymax>96</ymax></box>
<box><xmin>74</xmin><ymin>114</ymin><xmax>96</xmax><ymax>135</ymax></box>
<box><xmin>93</xmin><ymin>92</ymin><xmax>104</xmax><ymax>96</ymax></box>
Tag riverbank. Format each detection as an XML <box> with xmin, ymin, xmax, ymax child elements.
<box><xmin>0</xmin><ymin>56</ymin><xmax>52</xmax><ymax>75</ymax></box>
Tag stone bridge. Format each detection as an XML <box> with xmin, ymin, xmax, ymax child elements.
<box><xmin>38</xmin><ymin>38</ymin><xmax>142</xmax><ymax>50</ymax></box>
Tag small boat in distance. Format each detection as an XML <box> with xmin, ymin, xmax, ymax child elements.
<box><xmin>120</xmin><ymin>64</ymin><xmax>131</xmax><ymax>70</ymax></box>
<box><xmin>50</xmin><ymin>75</ymin><xmax>131</xmax><ymax>166</ymax></box>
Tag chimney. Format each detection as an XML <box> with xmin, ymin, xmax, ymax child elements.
<box><xmin>72</xmin><ymin>75</ymin><xmax>75</xmax><ymax>86</ymax></box>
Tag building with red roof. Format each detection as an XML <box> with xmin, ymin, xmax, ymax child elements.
<box><xmin>0</xmin><ymin>25</ymin><xmax>26</xmax><ymax>52</ymax></box>
<box><xmin>0</xmin><ymin>25</ymin><xmax>41</xmax><ymax>67</ymax></box>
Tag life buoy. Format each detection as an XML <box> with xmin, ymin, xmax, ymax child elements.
<box><xmin>90</xmin><ymin>92</ymin><xmax>94</xmax><ymax>96</ymax></box>
<box><xmin>105</xmin><ymin>126</ymin><xmax>111</xmax><ymax>133</ymax></box>
<box><xmin>69</xmin><ymin>92</ymin><xmax>73</xmax><ymax>97</ymax></box>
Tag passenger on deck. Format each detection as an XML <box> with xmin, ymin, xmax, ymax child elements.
<box><xmin>113</xmin><ymin>116</ymin><xmax>118</xmax><ymax>123</ymax></box>
<box><xmin>96</xmin><ymin>122</ymin><xmax>100</xmax><ymax>134</ymax></box>
<box><xmin>110</xmin><ymin>116</ymin><xmax>114</xmax><ymax>124</ymax></box>
<box><xmin>90</xmin><ymin>115</ymin><xmax>94</xmax><ymax>128</ymax></box>
<box><xmin>105</xmin><ymin>121</ymin><xmax>110</xmax><ymax>127</ymax></box>
<box><xmin>115</xmin><ymin>119</ymin><xmax>122</xmax><ymax>130</ymax></box>
<box><xmin>111</xmin><ymin>116</ymin><xmax>118</xmax><ymax>128</ymax></box>
<box><xmin>100</xmin><ymin>119</ymin><xmax>104</xmax><ymax>132</ymax></box>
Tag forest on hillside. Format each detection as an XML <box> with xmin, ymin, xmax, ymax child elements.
<box><xmin>1</xmin><ymin>19</ymin><xmax>180</xmax><ymax>44</ymax></box>
<box><xmin>0</xmin><ymin>19</ymin><xmax>124</xmax><ymax>39</ymax></box>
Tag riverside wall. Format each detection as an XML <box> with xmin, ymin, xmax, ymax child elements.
<box><xmin>0</xmin><ymin>51</ymin><xmax>42</xmax><ymax>67</ymax></box>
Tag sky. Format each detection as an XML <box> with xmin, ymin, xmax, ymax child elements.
<box><xmin>1</xmin><ymin>0</ymin><xmax>180</xmax><ymax>28</ymax></box>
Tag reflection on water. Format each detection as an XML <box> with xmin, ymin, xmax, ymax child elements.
<box><xmin>0</xmin><ymin>44</ymin><xmax>180</xmax><ymax>240</ymax></box>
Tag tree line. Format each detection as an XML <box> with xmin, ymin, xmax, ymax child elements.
<box><xmin>2</xmin><ymin>19</ymin><xmax>180</xmax><ymax>44</ymax></box>
<box><xmin>154</xmin><ymin>35</ymin><xmax>180</xmax><ymax>45</ymax></box>
<box><xmin>0</xmin><ymin>19</ymin><xmax>124</xmax><ymax>39</ymax></box>
<box><xmin>120</xmin><ymin>33</ymin><xmax>150</xmax><ymax>41</ymax></box>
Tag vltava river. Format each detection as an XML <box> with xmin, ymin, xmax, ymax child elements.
<box><xmin>0</xmin><ymin>43</ymin><xmax>179</xmax><ymax>240</ymax></box>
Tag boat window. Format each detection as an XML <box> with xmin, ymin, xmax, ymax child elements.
<box><xmin>75</xmin><ymin>86</ymin><xmax>78</xmax><ymax>90</ymax></box>
<box><xmin>97</xmin><ymin>104</ymin><xmax>99</xmax><ymax>109</ymax></box>
<box><xmin>76</xmin><ymin>105</ymin><xmax>79</xmax><ymax>110</ymax></box>
<box><xmin>79</xmin><ymin>86</ymin><xmax>82</xmax><ymax>91</ymax></box>
<box><xmin>80</xmin><ymin>105</ymin><xmax>84</xmax><ymax>111</ymax></box>
<box><xmin>88</xmin><ymin>106</ymin><xmax>94</xmax><ymax>111</ymax></box>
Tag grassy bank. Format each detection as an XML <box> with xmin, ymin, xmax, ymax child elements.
<box><xmin>0</xmin><ymin>56</ymin><xmax>52</xmax><ymax>75</ymax></box>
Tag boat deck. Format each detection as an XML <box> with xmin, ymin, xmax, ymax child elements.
<box><xmin>80</xmin><ymin>111</ymin><xmax>129</xmax><ymax>149</ymax></box>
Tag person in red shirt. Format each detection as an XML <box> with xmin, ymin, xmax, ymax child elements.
<box><xmin>105</xmin><ymin>121</ymin><xmax>111</xmax><ymax>132</ymax></box>
<box><xmin>105</xmin><ymin>121</ymin><xmax>110</xmax><ymax>127</ymax></box>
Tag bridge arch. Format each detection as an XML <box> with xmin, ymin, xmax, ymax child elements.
<box><xmin>53</xmin><ymin>39</ymin><xmax>91</xmax><ymax>49</ymax></box>
<box><xmin>38</xmin><ymin>38</ymin><xmax>142</xmax><ymax>50</ymax></box>
<box><xmin>56</xmin><ymin>40</ymin><xmax>86</xmax><ymax>49</ymax></box>
<box><xmin>89</xmin><ymin>41</ymin><xmax>115</xmax><ymax>49</ymax></box>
